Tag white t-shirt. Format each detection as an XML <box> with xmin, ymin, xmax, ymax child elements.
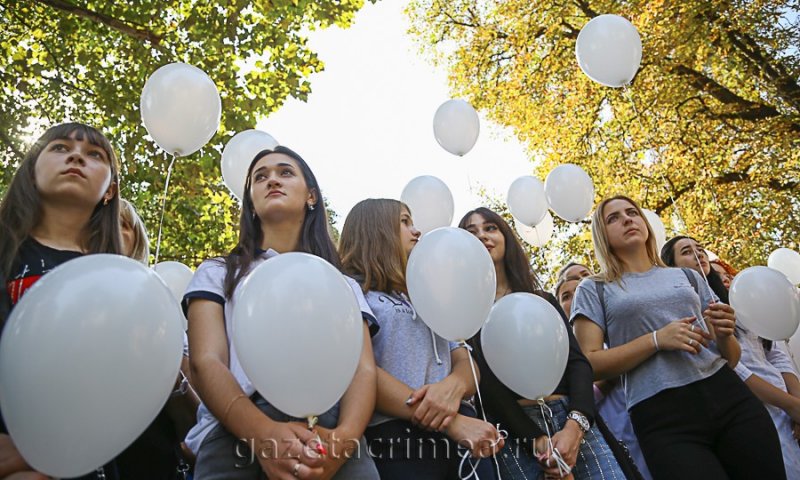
<box><xmin>182</xmin><ymin>249</ymin><xmax>376</xmax><ymax>454</ymax></box>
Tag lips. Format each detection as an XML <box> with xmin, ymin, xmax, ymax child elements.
<box><xmin>624</xmin><ymin>227</ymin><xmax>639</xmax><ymax>236</ymax></box>
<box><xmin>62</xmin><ymin>168</ymin><xmax>86</xmax><ymax>178</ymax></box>
<box><xmin>266</xmin><ymin>190</ymin><xmax>285</xmax><ymax>197</ymax></box>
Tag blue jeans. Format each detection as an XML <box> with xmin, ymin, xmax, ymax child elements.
<box><xmin>497</xmin><ymin>398</ymin><xmax>625</xmax><ymax>480</ymax></box>
<box><xmin>194</xmin><ymin>395</ymin><xmax>379</xmax><ymax>479</ymax></box>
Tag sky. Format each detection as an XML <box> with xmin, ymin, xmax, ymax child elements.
<box><xmin>258</xmin><ymin>0</ymin><xmax>533</xmax><ymax>230</ymax></box>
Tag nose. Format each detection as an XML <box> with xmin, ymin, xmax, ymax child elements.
<box><xmin>65</xmin><ymin>149</ymin><xmax>86</xmax><ymax>166</ymax></box>
<box><xmin>412</xmin><ymin>227</ymin><xmax>421</xmax><ymax>238</ymax></box>
<box><xmin>266</xmin><ymin>173</ymin><xmax>281</xmax><ymax>188</ymax></box>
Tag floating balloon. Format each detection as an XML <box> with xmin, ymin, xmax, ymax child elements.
<box><xmin>154</xmin><ymin>261</ymin><xmax>194</xmax><ymax>330</ymax></box>
<box><xmin>232</xmin><ymin>253</ymin><xmax>363</xmax><ymax>418</ymax></box>
<box><xmin>433</xmin><ymin>99</ymin><xmax>480</xmax><ymax>156</ymax></box>
<box><xmin>545</xmin><ymin>164</ymin><xmax>595</xmax><ymax>222</ymax></box>
<box><xmin>729</xmin><ymin>266</ymin><xmax>800</xmax><ymax>341</ymax></box>
<box><xmin>0</xmin><ymin>255</ymin><xmax>183</xmax><ymax>477</ymax></box>
<box><xmin>768</xmin><ymin>248</ymin><xmax>800</xmax><ymax>285</ymax></box>
<box><xmin>222</xmin><ymin>130</ymin><xmax>279</xmax><ymax>200</ymax></box>
<box><xmin>400</xmin><ymin>175</ymin><xmax>455</xmax><ymax>235</ymax></box>
<box><xmin>481</xmin><ymin>293</ymin><xmax>569</xmax><ymax>399</ymax></box>
<box><xmin>407</xmin><ymin>227</ymin><xmax>496</xmax><ymax>341</ymax></box>
<box><xmin>642</xmin><ymin>209</ymin><xmax>666</xmax><ymax>250</ymax></box>
<box><xmin>507</xmin><ymin>176</ymin><xmax>548</xmax><ymax>227</ymax></box>
<box><xmin>515</xmin><ymin>212</ymin><xmax>555</xmax><ymax>248</ymax></box>
<box><xmin>141</xmin><ymin>62</ymin><xmax>221</xmax><ymax>157</ymax></box>
<box><xmin>575</xmin><ymin>14</ymin><xmax>642</xmax><ymax>88</ymax></box>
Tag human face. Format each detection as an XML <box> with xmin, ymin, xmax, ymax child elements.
<box><xmin>34</xmin><ymin>132</ymin><xmax>115</xmax><ymax>207</ymax></box>
<box><xmin>249</xmin><ymin>153</ymin><xmax>315</xmax><ymax>223</ymax></box>
<box><xmin>711</xmin><ymin>262</ymin><xmax>733</xmax><ymax>288</ymax></box>
<box><xmin>399</xmin><ymin>207</ymin><xmax>421</xmax><ymax>257</ymax></box>
<box><xmin>557</xmin><ymin>279</ymin><xmax>580</xmax><ymax>318</ymax></box>
<box><xmin>602</xmin><ymin>199</ymin><xmax>649</xmax><ymax>252</ymax></box>
<box><xmin>562</xmin><ymin>264</ymin><xmax>591</xmax><ymax>281</ymax></box>
<box><xmin>120</xmin><ymin>219</ymin><xmax>135</xmax><ymax>258</ymax></box>
<box><xmin>464</xmin><ymin>213</ymin><xmax>505</xmax><ymax>265</ymax></box>
<box><xmin>672</xmin><ymin>238</ymin><xmax>710</xmax><ymax>276</ymax></box>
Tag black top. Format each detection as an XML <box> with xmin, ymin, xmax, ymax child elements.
<box><xmin>469</xmin><ymin>291</ymin><xmax>595</xmax><ymax>448</ymax></box>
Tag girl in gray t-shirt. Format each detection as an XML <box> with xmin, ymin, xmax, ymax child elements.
<box><xmin>572</xmin><ymin>195</ymin><xmax>785</xmax><ymax>480</ymax></box>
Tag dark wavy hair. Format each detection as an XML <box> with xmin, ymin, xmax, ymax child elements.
<box><xmin>660</xmin><ymin>235</ymin><xmax>728</xmax><ymax>304</ymax></box>
<box><xmin>457</xmin><ymin>207</ymin><xmax>542</xmax><ymax>294</ymax></box>
<box><xmin>222</xmin><ymin>146</ymin><xmax>340</xmax><ymax>299</ymax></box>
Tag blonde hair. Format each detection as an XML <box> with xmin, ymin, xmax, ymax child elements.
<box><xmin>119</xmin><ymin>199</ymin><xmax>150</xmax><ymax>264</ymax></box>
<box><xmin>339</xmin><ymin>199</ymin><xmax>410</xmax><ymax>294</ymax></box>
<box><xmin>590</xmin><ymin>195</ymin><xmax>664</xmax><ymax>283</ymax></box>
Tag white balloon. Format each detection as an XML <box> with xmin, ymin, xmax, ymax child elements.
<box><xmin>400</xmin><ymin>176</ymin><xmax>455</xmax><ymax>235</ymax></box>
<box><xmin>154</xmin><ymin>261</ymin><xmax>194</xmax><ymax>330</ymax></box>
<box><xmin>544</xmin><ymin>164</ymin><xmax>595</xmax><ymax>222</ymax></box>
<box><xmin>515</xmin><ymin>212</ymin><xmax>555</xmax><ymax>248</ymax></box>
<box><xmin>222</xmin><ymin>130</ymin><xmax>279</xmax><ymax>200</ymax></box>
<box><xmin>768</xmin><ymin>248</ymin><xmax>800</xmax><ymax>285</ymax></box>
<box><xmin>140</xmin><ymin>62</ymin><xmax>221</xmax><ymax>156</ymax></box>
<box><xmin>433</xmin><ymin>99</ymin><xmax>480</xmax><ymax>156</ymax></box>
<box><xmin>642</xmin><ymin>209</ymin><xmax>666</xmax><ymax>250</ymax></box>
<box><xmin>729</xmin><ymin>266</ymin><xmax>800</xmax><ymax>341</ymax></box>
<box><xmin>407</xmin><ymin>227</ymin><xmax>496</xmax><ymax>341</ymax></box>
<box><xmin>481</xmin><ymin>293</ymin><xmax>569</xmax><ymax>400</ymax></box>
<box><xmin>575</xmin><ymin>14</ymin><xmax>642</xmax><ymax>88</ymax></box>
<box><xmin>507</xmin><ymin>176</ymin><xmax>548</xmax><ymax>227</ymax></box>
<box><xmin>0</xmin><ymin>255</ymin><xmax>183</xmax><ymax>477</ymax></box>
<box><xmin>232</xmin><ymin>253</ymin><xmax>363</xmax><ymax>418</ymax></box>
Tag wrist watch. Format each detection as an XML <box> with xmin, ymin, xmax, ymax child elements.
<box><xmin>566</xmin><ymin>410</ymin><xmax>590</xmax><ymax>434</ymax></box>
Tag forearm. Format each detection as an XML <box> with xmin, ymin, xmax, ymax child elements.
<box><xmin>375</xmin><ymin>367</ymin><xmax>417</xmax><ymax>421</ymax></box>
<box><xmin>717</xmin><ymin>336</ymin><xmax>741</xmax><ymax>367</ymax></box>
<box><xmin>744</xmin><ymin>374</ymin><xmax>800</xmax><ymax>415</ymax></box>
<box><xmin>335</xmin><ymin>326</ymin><xmax>377</xmax><ymax>438</ymax></box>
<box><xmin>447</xmin><ymin>347</ymin><xmax>477</xmax><ymax>398</ymax></box>
<box><xmin>784</xmin><ymin>372</ymin><xmax>800</xmax><ymax>398</ymax></box>
<box><xmin>586</xmin><ymin>333</ymin><xmax>657</xmax><ymax>380</ymax></box>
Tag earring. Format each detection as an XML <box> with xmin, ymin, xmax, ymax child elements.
<box><xmin>308</xmin><ymin>203</ymin><xmax>315</xmax><ymax>211</ymax></box>
<box><xmin>103</xmin><ymin>198</ymin><xmax>109</xmax><ymax>206</ymax></box>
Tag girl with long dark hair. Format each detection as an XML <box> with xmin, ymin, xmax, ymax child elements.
<box><xmin>184</xmin><ymin>147</ymin><xmax>379</xmax><ymax>479</ymax></box>
<box><xmin>572</xmin><ymin>195</ymin><xmax>785</xmax><ymax>479</ymax></box>
<box><xmin>459</xmin><ymin>207</ymin><xmax>628</xmax><ymax>480</ymax></box>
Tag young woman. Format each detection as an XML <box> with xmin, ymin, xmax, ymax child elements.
<box><xmin>339</xmin><ymin>199</ymin><xmax>501</xmax><ymax>479</ymax></box>
<box><xmin>555</xmin><ymin>264</ymin><xmax>652</xmax><ymax>480</ymax></box>
<box><xmin>661</xmin><ymin>235</ymin><xmax>800</xmax><ymax>478</ymax></box>
<box><xmin>572</xmin><ymin>195</ymin><xmax>785</xmax><ymax>480</ymax></box>
<box><xmin>184</xmin><ymin>146</ymin><xmax>379</xmax><ymax>480</ymax></box>
<box><xmin>459</xmin><ymin>208</ymin><xmax>628</xmax><ymax>480</ymax></box>
<box><xmin>0</xmin><ymin>122</ymin><xmax>121</xmax><ymax>479</ymax></box>
<box><xmin>119</xmin><ymin>199</ymin><xmax>150</xmax><ymax>264</ymax></box>
<box><xmin>709</xmin><ymin>259</ymin><xmax>735</xmax><ymax>289</ymax></box>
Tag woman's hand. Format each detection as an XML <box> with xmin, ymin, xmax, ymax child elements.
<box><xmin>444</xmin><ymin>414</ymin><xmax>503</xmax><ymax>458</ymax></box>
<box><xmin>534</xmin><ymin>432</ymin><xmax>578</xmax><ymax>479</ymax></box>
<box><xmin>312</xmin><ymin>425</ymin><xmax>359</xmax><ymax>480</ymax></box>
<box><xmin>255</xmin><ymin>422</ymin><xmax>325</xmax><ymax>480</ymax></box>
<box><xmin>704</xmin><ymin>303</ymin><xmax>736</xmax><ymax>338</ymax></box>
<box><xmin>656</xmin><ymin>317</ymin><xmax>712</xmax><ymax>354</ymax></box>
<box><xmin>407</xmin><ymin>377</ymin><xmax>464</xmax><ymax>431</ymax></box>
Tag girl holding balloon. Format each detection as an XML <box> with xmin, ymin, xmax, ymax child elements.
<box><xmin>338</xmin><ymin>198</ymin><xmax>502</xmax><ymax>479</ymax></box>
<box><xmin>0</xmin><ymin>122</ymin><xmax>121</xmax><ymax>479</ymax></box>
<box><xmin>459</xmin><ymin>208</ymin><xmax>627</xmax><ymax>480</ymax></box>
<box><xmin>571</xmin><ymin>195</ymin><xmax>785</xmax><ymax>479</ymax></box>
<box><xmin>660</xmin><ymin>235</ymin><xmax>800</xmax><ymax>478</ymax></box>
<box><xmin>184</xmin><ymin>147</ymin><xmax>379</xmax><ymax>480</ymax></box>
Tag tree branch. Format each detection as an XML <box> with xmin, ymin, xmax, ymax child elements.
<box><xmin>38</xmin><ymin>0</ymin><xmax>163</xmax><ymax>45</ymax></box>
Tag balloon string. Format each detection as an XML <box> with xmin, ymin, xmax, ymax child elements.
<box><xmin>459</xmin><ymin>341</ymin><xmax>506</xmax><ymax>480</ymax></box>
<box><xmin>154</xmin><ymin>154</ymin><xmax>178</xmax><ymax>266</ymax></box>
<box><xmin>621</xmin><ymin>86</ymin><xmax>688</xmax><ymax>233</ymax></box>
<box><xmin>537</xmin><ymin>400</ymin><xmax>571</xmax><ymax>477</ymax></box>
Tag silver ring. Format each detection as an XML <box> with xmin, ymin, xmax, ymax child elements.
<box><xmin>293</xmin><ymin>462</ymin><xmax>301</xmax><ymax>477</ymax></box>
<box><xmin>690</xmin><ymin>325</ymin><xmax>695</xmax><ymax>332</ymax></box>
<box><xmin>689</xmin><ymin>338</ymin><xmax>695</xmax><ymax>346</ymax></box>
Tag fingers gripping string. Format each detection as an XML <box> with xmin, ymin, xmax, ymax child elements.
<box><xmin>154</xmin><ymin>153</ymin><xmax>178</xmax><ymax>266</ymax></box>
<box><xmin>537</xmin><ymin>400</ymin><xmax>571</xmax><ymax>478</ymax></box>
<box><xmin>459</xmin><ymin>341</ymin><xmax>507</xmax><ymax>480</ymax></box>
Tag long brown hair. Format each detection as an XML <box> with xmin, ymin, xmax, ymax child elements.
<box><xmin>339</xmin><ymin>199</ymin><xmax>409</xmax><ymax>294</ymax></box>
<box><xmin>590</xmin><ymin>195</ymin><xmax>664</xmax><ymax>283</ymax></box>
<box><xmin>0</xmin><ymin>123</ymin><xmax>122</xmax><ymax>284</ymax></box>
<box><xmin>457</xmin><ymin>207</ymin><xmax>542</xmax><ymax>294</ymax></box>
<box><xmin>222</xmin><ymin>146</ymin><xmax>340</xmax><ymax>299</ymax></box>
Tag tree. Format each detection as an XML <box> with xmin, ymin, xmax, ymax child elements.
<box><xmin>409</xmin><ymin>0</ymin><xmax>800</xmax><ymax>272</ymax></box>
<box><xmin>0</xmin><ymin>0</ymin><xmax>370</xmax><ymax>265</ymax></box>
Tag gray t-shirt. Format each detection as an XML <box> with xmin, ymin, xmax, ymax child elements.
<box><xmin>571</xmin><ymin>266</ymin><xmax>727</xmax><ymax>409</ymax></box>
<box><xmin>366</xmin><ymin>290</ymin><xmax>461</xmax><ymax>426</ymax></box>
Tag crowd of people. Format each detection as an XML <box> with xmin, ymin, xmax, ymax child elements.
<box><xmin>1</xmin><ymin>122</ymin><xmax>799</xmax><ymax>480</ymax></box>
